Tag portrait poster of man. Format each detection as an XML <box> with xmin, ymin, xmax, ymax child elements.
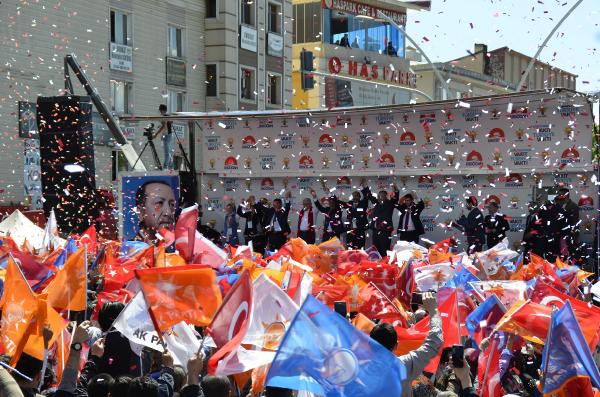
<box><xmin>120</xmin><ymin>173</ymin><xmax>180</xmax><ymax>242</ymax></box>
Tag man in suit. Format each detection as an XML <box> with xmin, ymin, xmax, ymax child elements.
<box><xmin>312</xmin><ymin>191</ymin><xmax>345</xmax><ymax>242</ymax></box>
<box><xmin>396</xmin><ymin>192</ymin><xmax>425</xmax><ymax>244</ymax></box>
<box><xmin>297</xmin><ymin>197</ymin><xmax>316</xmax><ymax>244</ymax></box>
<box><xmin>237</xmin><ymin>195</ymin><xmax>265</xmax><ymax>252</ymax></box>
<box><xmin>554</xmin><ymin>187</ymin><xmax>579</xmax><ymax>254</ymax></box>
<box><xmin>522</xmin><ymin>202</ymin><xmax>544</xmax><ymax>257</ymax></box>
<box><xmin>484</xmin><ymin>201</ymin><xmax>510</xmax><ymax>249</ymax></box>
<box><xmin>455</xmin><ymin>196</ymin><xmax>485</xmax><ymax>254</ymax></box>
<box><xmin>538</xmin><ymin>199</ymin><xmax>563</xmax><ymax>262</ymax></box>
<box><xmin>364</xmin><ymin>182</ymin><xmax>399</xmax><ymax>257</ymax></box>
<box><xmin>262</xmin><ymin>191</ymin><xmax>291</xmax><ymax>251</ymax></box>
<box><xmin>344</xmin><ymin>190</ymin><xmax>370</xmax><ymax>249</ymax></box>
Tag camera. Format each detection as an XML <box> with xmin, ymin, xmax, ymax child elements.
<box><xmin>143</xmin><ymin>123</ymin><xmax>155</xmax><ymax>138</ymax></box>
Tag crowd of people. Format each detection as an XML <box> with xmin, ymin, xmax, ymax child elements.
<box><xmin>0</xmin><ymin>180</ymin><xmax>594</xmax><ymax>397</ymax></box>
<box><xmin>212</xmin><ymin>183</ymin><xmax>581</xmax><ymax>263</ymax></box>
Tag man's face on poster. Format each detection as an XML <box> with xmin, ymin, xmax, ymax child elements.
<box><xmin>138</xmin><ymin>182</ymin><xmax>176</xmax><ymax>232</ymax></box>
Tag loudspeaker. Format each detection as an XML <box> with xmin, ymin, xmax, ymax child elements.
<box><xmin>37</xmin><ymin>96</ymin><xmax>98</xmax><ymax>235</ymax></box>
<box><xmin>179</xmin><ymin>170</ymin><xmax>197</xmax><ymax>207</ymax></box>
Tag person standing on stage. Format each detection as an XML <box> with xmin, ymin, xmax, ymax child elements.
<box><xmin>363</xmin><ymin>182</ymin><xmax>399</xmax><ymax>257</ymax></box>
<box><xmin>484</xmin><ymin>201</ymin><xmax>510</xmax><ymax>249</ymax></box>
<box><xmin>311</xmin><ymin>191</ymin><xmax>345</xmax><ymax>242</ymax></box>
<box><xmin>237</xmin><ymin>195</ymin><xmax>265</xmax><ymax>250</ymax></box>
<box><xmin>297</xmin><ymin>197</ymin><xmax>316</xmax><ymax>244</ymax></box>
<box><xmin>344</xmin><ymin>188</ymin><xmax>370</xmax><ymax>249</ymax></box>
<box><xmin>222</xmin><ymin>202</ymin><xmax>239</xmax><ymax>246</ymax></box>
<box><xmin>455</xmin><ymin>196</ymin><xmax>485</xmax><ymax>254</ymax></box>
<box><xmin>396</xmin><ymin>191</ymin><xmax>425</xmax><ymax>244</ymax></box>
<box><xmin>262</xmin><ymin>191</ymin><xmax>292</xmax><ymax>251</ymax></box>
<box><xmin>154</xmin><ymin>104</ymin><xmax>174</xmax><ymax>170</ymax></box>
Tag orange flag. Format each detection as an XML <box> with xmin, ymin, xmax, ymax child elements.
<box><xmin>136</xmin><ymin>265</ymin><xmax>222</xmax><ymax>333</ymax></box>
<box><xmin>45</xmin><ymin>248</ymin><xmax>87</xmax><ymax>311</ymax></box>
<box><xmin>23</xmin><ymin>296</ymin><xmax>66</xmax><ymax>360</ymax></box>
<box><xmin>352</xmin><ymin>313</ymin><xmax>376</xmax><ymax>335</ymax></box>
<box><xmin>0</xmin><ymin>256</ymin><xmax>37</xmax><ymax>359</ymax></box>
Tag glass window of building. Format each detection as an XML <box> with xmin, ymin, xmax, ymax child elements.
<box><xmin>241</xmin><ymin>0</ymin><xmax>255</xmax><ymax>26</ymax></box>
<box><xmin>206</xmin><ymin>0</ymin><xmax>217</xmax><ymax>18</ymax></box>
<box><xmin>110</xmin><ymin>10</ymin><xmax>131</xmax><ymax>45</ymax></box>
<box><xmin>167</xmin><ymin>90</ymin><xmax>186</xmax><ymax>112</ymax></box>
<box><xmin>168</xmin><ymin>26</ymin><xmax>184</xmax><ymax>58</ymax></box>
<box><xmin>240</xmin><ymin>67</ymin><xmax>256</xmax><ymax>101</ymax></box>
<box><xmin>268</xmin><ymin>2</ymin><xmax>282</xmax><ymax>33</ymax></box>
<box><xmin>206</xmin><ymin>64</ymin><xmax>217</xmax><ymax>97</ymax></box>
<box><xmin>110</xmin><ymin>80</ymin><xmax>132</xmax><ymax>114</ymax></box>
<box><xmin>267</xmin><ymin>73</ymin><xmax>281</xmax><ymax>105</ymax></box>
<box><xmin>323</xmin><ymin>10</ymin><xmax>405</xmax><ymax>57</ymax></box>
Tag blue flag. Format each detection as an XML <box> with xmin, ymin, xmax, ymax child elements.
<box><xmin>542</xmin><ymin>300</ymin><xmax>600</xmax><ymax>395</ymax></box>
<box><xmin>65</xmin><ymin>238</ymin><xmax>78</xmax><ymax>256</ymax></box>
<box><xmin>266</xmin><ymin>295</ymin><xmax>406</xmax><ymax>397</ymax></box>
<box><xmin>465</xmin><ymin>295</ymin><xmax>506</xmax><ymax>347</ymax></box>
<box><xmin>444</xmin><ymin>264</ymin><xmax>479</xmax><ymax>293</ymax></box>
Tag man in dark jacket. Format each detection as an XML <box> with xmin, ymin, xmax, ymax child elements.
<box><xmin>364</xmin><ymin>183</ymin><xmax>398</xmax><ymax>257</ymax></box>
<box><xmin>311</xmin><ymin>191</ymin><xmax>345</xmax><ymax>242</ymax></box>
<box><xmin>554</xmin><ymin>187</ymin><xmax>579</xmax><ymax>254</ymax></box>
<box><xmin>484</xmin><ymin>201</ymin><xmax>510</xmax><ymax>249</ymax></box>
<box><xmin>344</xmin><ymin>189</ymin><xmax>370</xmax><ymax>249</ymax></box>
<box><xmin>396</xmin><ymin>192</ymin><xmax>425</xmax><ymax>244</ymax></box>
<box><xmin>455</xmin><ymin>196</ymin><xmax>485</xmax><ymax>254</ymax></box>
<box><xmin>262</xmin><ymin>192</ymin><xmax>291</xmax><ymax>251</ymax></box>
<box><xmin>236</xmin><ymin>195</ymin><xmax>265</xmax><ymax>252</ymax></box>
<box><xmin>522</xmin><ymin>202</ymin><xmax>544</xmax><ymax>257</ymax></box>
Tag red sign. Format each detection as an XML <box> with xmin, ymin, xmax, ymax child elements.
<box><xmin>328</xmin><ymin>56</ymin><xmax>417</xmax><ymax>88</ymax></box>
<box><xmin>299</xmin><ymin>155</ymin><xmax>314</xmax><ymax>169</ymax></box>
<box><xmin>487</xmin><ymin>128</ymin><xmax>505</xmax><ymax>143</ymax></box>
<box><xmin>400</xmin><ymin>131</ymin><xmax>416</xmax><ymax>145</ymax></box>
<box><xmin>322</xmin><ymin>0</ymin><xmax>406</xmax><ymax>25</ymax></box>
<box><xmin>224</xmin><ymin>157</ymin><xmax>238</xmax><ymax>170</ymax></box>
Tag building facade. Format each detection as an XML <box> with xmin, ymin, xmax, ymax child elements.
<box><xmin>1</xmin><ymin>0</ymin><xmax>294</xmax><ymax>208</ymax></box>
<box><xmin>204</xmin><ymin>0</ymin><xmax>294</xmax><ymax>111</ymax></box>
<box><xmin>415</xmin><ymin>43</ymin><xmax>577</xmax><ymax>101</ymax></box>
<box><xmin>291</xmin><ymin>0</ymin><xmax>430</xmax><ymax>109</ymax></box>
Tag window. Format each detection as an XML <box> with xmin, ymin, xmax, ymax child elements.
<box><xmin>324</xmin><ymin>10</ymin><xmax>405</xmax><ymax>57</ymax></box>
<box><xmin>268</xmin><ymin>2</ymin><xmax>281</xmax><ymax>33</ymax></box>
<box><xmin>168</xmin><ymin>26</ymin><xmax>184</xmax><ymax>58</ymax></box>
<box><xmin>110</xmin><ymin>10</ymin><xmax>131</xmax><ymax>45</ymax></box>
<box><xmin>206</xmin><ymin>64</ymin><xmax>217</xmax><ymax>97</ymax></box>
<box><xmin>206</xmin><ymin>0</ymin><xmax>217</xmax><ymax>18</ymax></box>
<box><xmin>240</xmin><ymin>66</ymin><xmax>256</xmax><ymax>101</ymax></box>
<box><xmin>267</xmin><ymin>73</ymin><xmax>281</xmax><ymax>105</ymax></box>
<box><xmin>110</xmin><ymin>80</ymin><xmax>132</xmax><ymax>114</ymax></box>
<box><xmin>168</xmin><ymin>90</ymin><xmax>186</xmax><ymax>112</ymax></box>
<box><xmin>241</xmin><ymin>0</ymin><xmax>255</xmax><ymax>26</ymax></box>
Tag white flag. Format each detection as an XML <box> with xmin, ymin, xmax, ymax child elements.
<box><xmin>112</xmin><ymin>292</ymin><xmax>200</xmax><ymax>366</ymax></box>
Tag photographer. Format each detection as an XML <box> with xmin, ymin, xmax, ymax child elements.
<box><xmin>154</xmin><ymin>104</ymin><xmax>174</xmax><ymax>170</ymax></box>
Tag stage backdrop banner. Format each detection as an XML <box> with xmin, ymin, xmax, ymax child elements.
<box><xmin>196</xmin><ymin>90</ymin><xmax>595</xmax><ymax>251</ymax></box>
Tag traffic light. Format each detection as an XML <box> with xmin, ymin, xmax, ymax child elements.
<box><xmin>300</xmin><ymin>49</ymin><xmax>314</xmax><ymax>90</ymax></box>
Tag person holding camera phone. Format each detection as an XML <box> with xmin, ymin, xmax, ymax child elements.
<box><xmin>369</xmin><ymin>291</ymin><xmax>443</xmax><ymax>397</ymax></box>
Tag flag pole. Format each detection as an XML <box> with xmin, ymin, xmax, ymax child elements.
<box><xmin>479</xmin><ymin>335</ymin><xmax>497</xmax><ymax>395</ymax></box>
<box><xmin>84</xmin><ymin>244</ymin><xmax>89</xmax><ymax>321</ymax></box>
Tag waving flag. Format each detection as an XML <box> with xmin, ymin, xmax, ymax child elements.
<box><xmin>266</xmin><ymin>295</ymin><xmax>407</xmax><ymax>396</ymax></box>
<box><xmin>477</xmin><ymin>334</ymin><xmax>504</xmax><ymax>397</ymax></box>
<box><xmin>112</xmin><ymin>292</ymin><xmax>200</xmax><ymax>366</ymax></box>
<box><xmin>465</xmin><ymin>295</ymin><xmax>506</xmax><ymax>346</ymax></box>
<box><xmin>78</xmin><ymin>225</ymin><xmax>97</xmax><ymax>255</ymax></box>
<box><xmin>41</xmin><ymin>209</ymin><xmax>59</xmax><ymax>253</ymax></box>
<box><xmin>541</xmin><ymin>300</ymin><xmax>600</xmax><ymax>396</ymax></box>
<box><xmin>207</xmin><ymin>270</ymin><xmax>253</xmax><ymax>375</ymax></box>
<box><xmin>45</xmin><ymin>248</ymin><xmax>87</xmax><ymax>311</ymax></box>
<box><xmin>396</xmin><ymin>260</ymin><xmax>415</xmax><ymax>308</ymax></box>
<box><xmin>445</xmin><ymin>265</ymin><xmax>480</xmax><ymax>293</ymax></box>
<box><xmin>414</xmin><ymin>263</ymin><xmax>456</xmax><ymax>292</ymax></box>
<box><xmin>0</xmin><ymin>256</ymin><xmax>37</xmax><ymax>359</ymax></box>
<box><xmin>174</xmin><ymin>205</ymin><xmax>199</xmax><ymax>262</ymax></box>
<box><xmin>476</xmin><ymin>238</ymin><xmax>518</xmax><ymax>276</ymax></box>
<box><xmin>359</xmin><ymin>282</ymin><xmax>407</xmax><ymax>327</ymax></box>
<box><xmin>136</xmin><ymin>265</ymin><xmax>222</xmax><ymax>333</ymax></box>
<box><xmin>469</xmin><ymin>280</ymin><xmax>527</xmax><ymax>308</ymax></box>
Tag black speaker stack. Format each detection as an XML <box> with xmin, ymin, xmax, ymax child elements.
<box><xmin>37</xmin><ymin>96</ymin><xmax>98</xmax><ymax>235</ymax></box>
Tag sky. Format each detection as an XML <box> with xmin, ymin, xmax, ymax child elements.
<box><xmin>407</xmin><ymin>0</ymin><xmax>600</xmax><ymax>94</ymax></box>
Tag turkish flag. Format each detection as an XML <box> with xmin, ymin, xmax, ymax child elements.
<box><xmin>207</xmin><ymin>269</ymin><xmax>253</xmax><ymax>374</ymax></box>
<box><xmin>174</xmin><ymin>205</ymin><xmax>198</xmax><ymax>262</ymax></box>
<box><xmin>136</xmin><ymin>265</ymin><xmax>222</xmax><ymax>333</ymax></box>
